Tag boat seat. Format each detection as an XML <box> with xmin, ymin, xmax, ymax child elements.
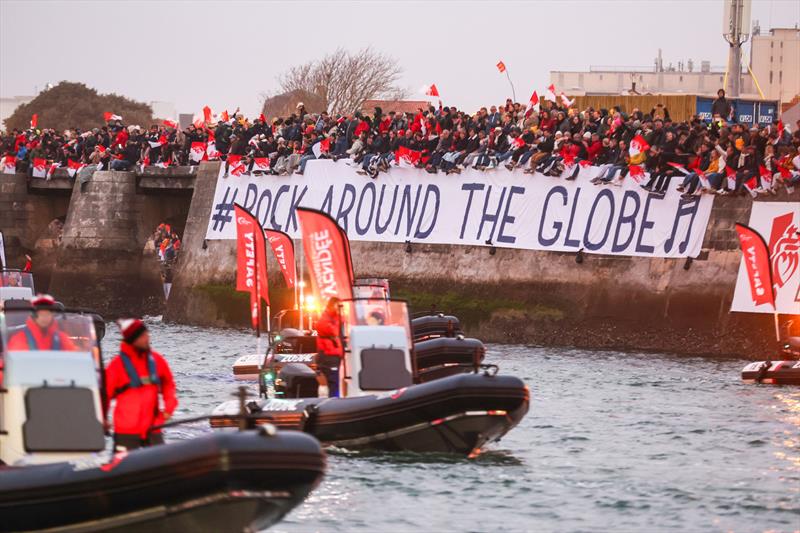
<box><xmin>359</xmin><ymin>348</ymin><xmax>413</xmax><ymax>391</ymax></box>
<box><xmin>23</xmin><ymin>386</ymin><xmax>105</xmax><ymax>452</ymax></box>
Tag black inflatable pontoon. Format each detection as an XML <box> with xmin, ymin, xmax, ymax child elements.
<box><xmin>0</xmin><ymin>430</ymin><xmax>325</xmax><ymax>532</ymax></box>
<box><xmin>414</xmin><ymin>336</ymin><xmax>486</xmax><ymax>383</ymax></box>
<box><xmin>213</xmin><ymin>371</ymin><xmax>529</xmax><ymax>456</ymax></box>
<box><xmin>411</xmin><ymin>313</ymin><xmax>462</xmax><ymax>343</ymax></box>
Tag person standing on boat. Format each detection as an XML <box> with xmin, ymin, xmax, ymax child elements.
<box><xmin>105</xmin><ymin>318</ymin><xmax>177</xmax><ymax>452</ymax></box>
<box><xmin>315</xmin><ymin>297</ymin><xmax>343</xmax><ymax>397</ymax></box>
<box><xmin>6</xmin><ymin>294</ymin><xmax>76</xmax><ymax>351</ymax></box>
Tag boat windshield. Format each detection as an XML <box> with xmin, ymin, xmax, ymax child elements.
<box><xmin>0</xmin><ymin>270</ymin><xmax>34</xmax><ymax>291</ymax></box>
<box><xmin>354</xmin><ymin>278</ymin><xmax>390</xmax><ymax>297</ymax></box>
<box><xmin>340</xmin><ymin>298</ymin><xmax>412</xmax><ymax>347</ymax></box>
<box><xmin>352</xmin><ymin>285</ymin><xmax>389</xmax><ymax>300</ymax></box>
<box><xmin>0</xmin><ymin>309</ymin><xmax>97</xmax><ymax>354</ymax></box>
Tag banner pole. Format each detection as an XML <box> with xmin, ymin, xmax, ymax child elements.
<box><xmin>505</xmin><ymin>69</ymin><xmax>517</xmax><ymax>103</ymax></box>
<box><xmin>298</xmin><ymin>238</ymin><xmax>305</xmax><ymax>331</ymax></box>
<box><xmin>255</xmin><ymin>244</ymin><xmax>261</xmax><ymax>339</ymax></box>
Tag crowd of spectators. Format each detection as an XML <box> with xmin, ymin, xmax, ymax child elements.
<box><xmin>2</xmin><ymin>89</ymin><xmax>799</xmax><ymax>199</ymax></box>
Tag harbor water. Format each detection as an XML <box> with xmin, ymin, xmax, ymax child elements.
<box><xmin>102</xmin><ymin>319</ymin><xmax>800</xmax><ymax>532</ymax></box>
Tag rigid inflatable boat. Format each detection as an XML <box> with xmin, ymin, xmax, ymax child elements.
<box><xmin>0</xmin><ymin>430</ymin><xmax>325</xmax><ymax>532</ymax></box>
<box><xmin>741</xmin><ymin>337</ymin><xmax>800</xmax><ymax>385</ymax></box>
<box><xmin>0</xmin><ymin>303</ymin><xmax>325</xmax><ymax>531</ymax></box>
<box><xmin>213</xmin><ymin>299</ymin><xmax>529</xmax><ymax>456</ymax></box>
<box><xmin>233</xmin><ymin>316</ymin><xmax>482</xmax><ymax>386</ymax></box>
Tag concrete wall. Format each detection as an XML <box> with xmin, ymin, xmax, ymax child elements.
<box><xmin>164</xmin><ymin>162</ymin><xmax>798</xmax><ymax>357</ymax></box>
<box><xmin>0</xmin><ymin>173</ymin><xmax>71</xmax><ymax>289</ymax></box>
<box><xmin>46</xmin><ymin>171</ymin><xmax>191</xmax><ymax>317</ymax></box>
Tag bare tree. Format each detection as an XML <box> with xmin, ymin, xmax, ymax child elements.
<box><xmin>278</xmin><ymin>47</ymin><xmax>406</xmax><ymax>115</ymax></box>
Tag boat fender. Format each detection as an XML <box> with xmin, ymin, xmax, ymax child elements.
<box><xmin>300</xmin><ymin>403</ymin><xmax>320</xmax><ymax>434</ymax></box>
<box><xmin>257</xmin><ymin>423</ymin><xmax>277</xmax><ymax>437</ymax></box>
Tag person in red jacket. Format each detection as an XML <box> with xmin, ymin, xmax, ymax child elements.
<box><xmin>6</xmin><ymin>294</ymin><xmax>76</xmax><ymax>351</ymax></box>
<box><xmin>105</xmin><ymin>318</ymin><xmax>177</xmax><ymax>452</ymax></box>
<box><xmin>314</xmin><ymin>297</ymin><xmax>343</xmax><ymax>397</ymax></box>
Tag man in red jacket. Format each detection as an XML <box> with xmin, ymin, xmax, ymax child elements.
<box><xmin>105</xmin><ymin>318</ymin><xmax>177</xmax><ymax>452</ymax></box>
<box><xmin>314</xmin><ymin>297</ymin><xmax>343</xmax><ymax>397</ymax></box>
<box><xmin>6</xmin><ymin>294</ymin><xmax>76</xmax><ymax>351</ymax></box>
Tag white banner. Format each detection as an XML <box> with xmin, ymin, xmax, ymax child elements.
<box><xmin>731</xmin><ymin>201</ymin><xmax>800</xmax><ymax>314</ymax></box>
<box><xmin>0</xmin><ymin>230</ymin><xmax>6</xmax><ymax>269</ymax></box>
<box><xmin>205</xmin><ymin>160</ymin><xmax>714</xmax><ymax>258</ymax></box>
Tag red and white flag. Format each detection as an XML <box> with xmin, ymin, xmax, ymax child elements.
<box><xmin>31</xmin><ymin>158</ymin><xmax>47</xmax><ymax>178</ymax></box>
<box><xmin>725</xmin><ymin>166</ymin><xmax>737</xmax><ymax>190</ymax></box>
<box><xmin>496</xmin><ymin>61</ymin><xmax>506</xmax><ymax>73</ymax></box>
<box><xmin>206</xmin><ymin>140</ymin><xmax>220</xmax><ymax>160</ymax></box>
<box><xmin>148</xmin><ymin>135</ymin><xmax>168</xmax><ymax>149</ymax></box>
<box><xmin>512</xmin><ymin>136</ymin><xmax>525</xmax><ymax>149</ymax></box>
<box><xmin>527</xmin><ymin>91</ymin><xmax>540</xmax><ymax>114</ymax></box>
<box><xmin>629</xmin><ymin>135</ymin><xmax>650</xmax><ymax>157</ymax></box>
<box><xmin>30</xmin><ymin>114</ymin><xmax>38</xmax><ymax>129</ymax></box>
<box><xmin>2</xmin><ymin>156</ymin><xmax>16</xmax><ymax>174</ymax></box>
<box><xmin>66</xmin><ymin>159</ymin><xmax>86</xmax><ymax>177</ymax></box>
<box><xmin>742</xmin><ymin>175</ymin><xmax>759</xmax><ymax>197</ymax></box>
<box><xmin>758</xmin><ymin>165</ymin><xmax>773</xmax><ymax>186</ymax></box>
<box><xmin>424</xmin><ymin>84</ymin><xmax>440</xmax><ymax>97</ymax></box>
<box><xmin>190</xmin><ymin>142</ymin><xmax>206</xmax><ymax>163</ymax></box>
<box><xmin>103</xmin><ymin>112</ymin><xmax>122</xmax><ymax>122</ymax></box>
<box><xmin>202</xmin><ymin>106</ymin><xmax>212</xmax><ymax>124</ymax></box>
<box><xmin>234</xmin><ymin>204</ymin><xmax>270</xmax><ymax>332</ymax></box>
<box><xmin>162</xmin><ymin>119</ymin><xmax>178</xmax><ymax>129</ymax></box>
<box><xmin>46</xmin><ymin>162</ymin><xmax>61</xmax><ymax>179</ymax></box>
<box><xmin>559</xmin><ymin>93</ymin><xmax>575</xmax><ymax>107</ymax></box>
<box><xmin>227</xmin><ymin>154</ymin><xmax>246</xmax><ymax>176</ymax></box>
<box><xmin>544</xmin><ymin>84</ymin><xmax>557</xmax><ymax>102</ymax></box>
<box><xmin>264</xmin><ymin>228</ymin><xmax>296</xmax><ymax>290</ymax></box>
<box><xmin>220</xmin><ymin>110</ymin><xmax>230</xmax><ymax>123</ymax></box>
<box><xmin>311</xmin><ymin>139</ymin><xmax>329</xmax><ymax>158</ymax></box>
<box><xmin>666</xmin><ymin>162</ymin><xmax>690</xmax><ymax>175</ymax></box>
<box><xmin>297</xmin><ymin>208</ymin><xmax>354</xmax><ymax>302</ymax></box>
<box><xmin>154</xmin><ymin>157</ymin><xmax>172</xmax><ymax>169</ymax></box>
<box><xmin>628</xmin><ymin>164</ymin><xmax>645</xmax><ymax>184</ymax></box>
<box><xmin>252</xmin><ymin>157</ymin><xmax>270</xmax><ymax>172</ymax></box>
<box><xmin>395</xmin><ymin>145</ymin><xmax>422</xmax><ymax>167</ymax></box>
<box><xmin>734</xmin><ymin>223</ymin><xmax>775</xmax><ymax>308</ymax></box>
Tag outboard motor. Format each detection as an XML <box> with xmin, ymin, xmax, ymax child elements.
<box><xmin>276</xmin><ymin>363</ymin><xmax>319</xmax><ymax>399</ymax></box>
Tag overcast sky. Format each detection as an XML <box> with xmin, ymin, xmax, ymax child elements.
<box><xmin>1</xmin><ymin>0</ymin><xmax>798</xmax><ymax>118</ymax></box>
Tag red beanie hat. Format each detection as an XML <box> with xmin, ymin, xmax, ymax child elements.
<box><xmin>118</xmin><ymin>318</ymin><xmax>147</xmax><ymax>344</ymax></box>
<box><xmin>31</xmin><ymin>294</ymin><xmax>58</xmax><ymax>311</ymax></box>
